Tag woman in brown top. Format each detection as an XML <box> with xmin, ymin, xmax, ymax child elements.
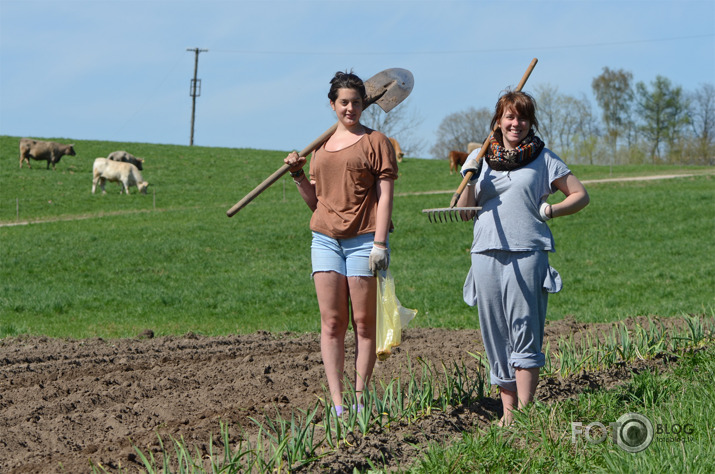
<box><xmin>284</xmin><ymin>71</ymin><xmax>398</xmax><ymax>415</ymax></box>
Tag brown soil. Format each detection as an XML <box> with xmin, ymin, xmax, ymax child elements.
<box><xmin>0</xmin><ymin>316</ymin><xmax>692</xmax><ymax>473</ymax></box>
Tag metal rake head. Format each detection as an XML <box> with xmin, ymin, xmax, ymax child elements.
<box><xmin>421</xmin><ymin>207</ymin><xmax>481</xmax><ymax>223</ymax></box>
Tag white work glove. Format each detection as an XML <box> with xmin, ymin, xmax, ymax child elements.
<box><xmin>369</xmin><ymin>245</ymin><xmax>390</xmax><ymax>274</ymax></box>
<box><xmin>539</xmin><ymin>202</ymin><xmax>552</xmax><ymax>221</ymax></box>
<box><xmin>460</xmin><ymin>150</ymin><xmax>480</xmax><ymax>182</ymax></box>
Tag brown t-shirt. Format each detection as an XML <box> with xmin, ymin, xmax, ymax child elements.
<box><xmin>309</xmin><ymin>128</ymin><xmax>398</xmax><ymax>239</ymax></box>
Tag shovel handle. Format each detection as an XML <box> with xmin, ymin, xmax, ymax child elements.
<box><xmin>226</xmin><ymin>68</ymin><xmax>411</xmax><ymax>218</ymax></box>
<box><xmin>226</xmin><ymin>123</ymin><xmax>339</xmax><ymax>217</ymax></box>
<box><xmin>226</xmin><ymin>92</ymin><xmax>387</xmax><ymax>217</ymax></box>
<box><xmin>450</xmin><ymin>58</ymin><xmax>538</xmax><ymax>208</ymax></box>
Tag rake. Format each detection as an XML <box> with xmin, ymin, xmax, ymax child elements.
<box><xmin>422</xmin><ymin>58</ymin><xmax>538</xmax><ymax>223</ymax></box>
<box><xmin>421</xmin><ymin>207</ymin><xmax>480</xmax><ymax>223</ymax></box>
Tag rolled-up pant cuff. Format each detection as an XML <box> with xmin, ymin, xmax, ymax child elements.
<box><xmin>490</xmin><ymin>374</ymin><xmax>517</xmax><ymax>393</ymax></box>
<box><xmin>510</xmin><ymin>352</ymin><xmax>545</xmax><ymax>369</ymax></box>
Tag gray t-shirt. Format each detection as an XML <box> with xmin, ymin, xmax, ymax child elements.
<box><xmin>467</xmin><ymin>147</ymin><xmax>571</xmax><ymax>253</ymax></box>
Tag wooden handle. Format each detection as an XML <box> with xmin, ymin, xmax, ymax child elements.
<box><xmin>226</xmin><ymin>78</ymin><xmax>398</xmax><ymax>217</ymax></box>
<box><xmin>449</xmin><ymin>58</ymin><xmax>538</xmax><ymax>208</ymax></box>
<box><xmin>226</xmin><ymin>122</ymin><xmax>339</xmax><ymax>217</ymax></box>
<box><xmin>226</xmin><ymin>163</ymin><xmax>291</xmax><ymax>217</ymax></box>
<box><xmin>449</xmin><ymin>136</ymin><xmax>492</xmax><ymax>207</ymax></box>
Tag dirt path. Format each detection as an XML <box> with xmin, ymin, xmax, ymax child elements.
<box><xmin>0</xmin><ymin>316</ymin><xmax>692</xmax><ymax>472</ymax></box>
<box><xmin>396</xmin><ymin>170</ymin><xmax>714</xmax><ymax>197</ymax></box>
<box><xmin>2</xmin><ymin>171</ymin><xmax>711</xmax><ymax>228</ymax></box>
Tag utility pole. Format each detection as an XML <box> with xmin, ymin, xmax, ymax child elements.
<box><xmin>187</xmin><ymin>47</ymin><xmax>208</xmax><ymax>146</ymax></box>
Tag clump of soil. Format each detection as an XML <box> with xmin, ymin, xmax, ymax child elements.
<box><xmin>0</xmin><ymin>316</ymin><xmax>690</xmax><ymax>472</ymax></box>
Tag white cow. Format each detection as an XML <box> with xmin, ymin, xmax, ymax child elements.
<box><xmin>92</xmin><ymin>158</ymin><xmax>149</xmax><ymax>195</ymax></box>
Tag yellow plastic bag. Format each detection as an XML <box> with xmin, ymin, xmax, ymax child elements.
<box><xmin>376</xmin><ymin>270</ymin><xmax>417</xmax><ymax>361</ymax></box>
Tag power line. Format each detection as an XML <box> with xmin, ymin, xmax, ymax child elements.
<box><xmin>209</xmin><ymin>33</ymin><xmax>714</xmax><ymax>56</ymax></box>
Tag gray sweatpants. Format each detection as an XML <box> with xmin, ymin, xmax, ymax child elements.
<box><xmin>463</xmin><ymin>250</ymin><xmax>562</xmax><ymax>392</ymax></box>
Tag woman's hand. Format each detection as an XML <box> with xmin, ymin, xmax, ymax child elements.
<box><xmin>284</xmin><ymin>151</ymin><xmax>306</xmax><ymax>173</ymax></box>
<box><xmin>369</xmin><ymin>244</ymin><xmax>389</xmax><ymax>273</ymax></box>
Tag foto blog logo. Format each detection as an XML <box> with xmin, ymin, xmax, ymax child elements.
<box><xmin>571</xmin><ymin>413</ymin><xmax>654</xmax><ymax>453</ymax></box>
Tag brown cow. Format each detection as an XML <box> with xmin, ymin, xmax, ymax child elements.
<box><xmin>388</xmin><ymin>137</ymin><xmax>404</xmax><ymax>162</ymax></box>
<box><xmin>448</xmin><ymin>150</ymin><xmax>469</xmax><ymax>175</ymax></box>
<box><xmin>19</xmin><ymin>138</ymin><xmax>76</xmax><ymax>170</ymax></box>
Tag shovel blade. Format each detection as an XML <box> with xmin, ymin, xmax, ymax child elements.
<box><xmin>364</xmin><ymin>68</ymin><xmax>414</xmax><ymax>113</ymax></box>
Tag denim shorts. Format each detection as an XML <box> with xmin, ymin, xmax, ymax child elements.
<box><xmin>311</xmin><ymin>231</ymin><xmax>376</xmax><ymax>277</ymax></box>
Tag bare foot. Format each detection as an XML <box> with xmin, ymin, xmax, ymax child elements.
<box><xmin>496</xmin><ymin>416</ymin><xmax>513</xmax><ymax>427</ymax></box>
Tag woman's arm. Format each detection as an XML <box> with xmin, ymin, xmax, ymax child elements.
<box><xmin>374</xmin><ymin>177</ymin><xmax>394</xmax><ymax>244</ymax></box>
<box><xmin>284</xmin><ymin>151</ymin><xmax>318</xmax><ymax>211</ymax></box>
<box><xmin>456</xmin><ymin>183</ymin><xmax>477</xmax><ymax>221</ymax></box>
<box><xmin>294</xmin><ymin>174</ymin><xmax>318</xmax><ymax>211</ymax></box>
<box><xmin>549</xmin><ymin>172</ymin><xmax>590</xmax><ymax>218</ymax></box>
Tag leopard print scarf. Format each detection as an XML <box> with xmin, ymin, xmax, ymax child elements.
<box><xmin>485</xmin><ymin>129</ymin><xmax>545</xmax><ymax>171</ymax></box>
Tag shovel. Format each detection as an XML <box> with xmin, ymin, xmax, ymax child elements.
<box><xmin>422</xmin><ymin>58</ymin><xmax>538</xmax><ymax>223</ymax></box>
<box><xmin>226</xmin><ymin>68</ymin><xmax>414</xmax><ymax>217</ymax></box>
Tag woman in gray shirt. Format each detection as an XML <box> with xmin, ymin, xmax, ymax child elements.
<box><xmin>457</xmin><ymin>90</ymin><xmax>590</xmax><ymax>426</ymax></box>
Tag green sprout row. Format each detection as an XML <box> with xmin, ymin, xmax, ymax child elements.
<box><xmin>90</xmin><ymin>314</ymin><xmax>713</xmax><ymax>473</ymax></box>
<box><xmin>543</xmin><ymin>315</ymin><xmax>714</xmax><ymax>379</ymax></box>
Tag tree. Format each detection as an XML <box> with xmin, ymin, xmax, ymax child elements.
<box><xmin>688</xmin><ymin>83</ymin><xmax>715</xmax><ymax>164</ymax></box>
<box><xmin>555</xmin><ymin>94</ymin><xmax>593</xmax><ymax>162</ymax></box>
<box><xmin>570</xmin><ymin>93</ymin><xmax>601</xmax><ymax>165</ymax></box>
<box><xmin>533</xmin><ymin>83</ymin><xmax>560</xmax><ymax>146</ymax></box>
<box><xmin>361</xmin><ymin>98</ymin><xmax>425</xmax><ymax>157</ymax></box>
<box><xmin>592</xmin><ymin>67</ymin><xmax>633</xmax><ymax>157</ymax></box>
<box><xmin>534</xmin><ymin>85</ymin><xmax>600</xmax><ymax>163</ymax></box>
<box><xmin>430</xmin><ymin>107</ymin><xmax>492</xmax><ymax>159</ymax></box>
<box><xmin>634</xmin><ymin>75</ymin><xmax>689</xmax><ymax>163</ymax></box>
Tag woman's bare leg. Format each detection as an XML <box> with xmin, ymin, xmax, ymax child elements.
<box><xmin>314</xmin><ymin>271</ymin><xmax>350</xmax><ymax>408</ymax></box>
<box><xmin>499</xmin><ymin>367</ymin><xmax>540</xmax><ymax>426</ymax></box>
<box><xmin>499</xmin><ymin>388</ymin><xmax>518</xmax><ymax>426</ymax></box>
<box><xmin>516</xmin><ymin>367</ymin><xmax>540</xmax><ymax>407</ymax></box>
<box><xmin>347</xmin><ymin>275</ymin><xmax>377</xmax><ymax>402</ymax></box>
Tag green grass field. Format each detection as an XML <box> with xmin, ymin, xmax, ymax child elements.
<box><xmin>1</xmin><ymin>135</ymin><xmax>713</xmax><ymax>338</ymax></box>
<box><xmin>3</xmin><ymin>135</ymin><xmax>714</xmax><ymax>473</ymax></box>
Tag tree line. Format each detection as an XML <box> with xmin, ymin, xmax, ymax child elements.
<box><xmin>425</xmin><ymin>67</ymin><xmax>714</xmax><ymax>166</ymax></box>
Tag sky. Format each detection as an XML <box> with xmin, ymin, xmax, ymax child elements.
<box><xmin>1</xmin><ymin>0</ymin><xmax>714</xmax><ymax>158</ymax></box>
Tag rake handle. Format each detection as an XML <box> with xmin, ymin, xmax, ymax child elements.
<box><xmin>449</xmin><ymin>58</ymin><xmax>538</xmax><ymax>208</ymax></box>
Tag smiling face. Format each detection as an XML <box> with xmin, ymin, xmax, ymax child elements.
<box><xmin>490</xmin><ymin>91</ymin><xmax>539</xmax><ymax>150</ymax></box>
<box><xmin>330</xmin><ymin>87</ymin><xmax>364</xmax><ymax>129</ymax></box>
<box><xmin>498</xmin><ymin>108</ymin><xmax>531</xmax><ymax>149</ymax></box>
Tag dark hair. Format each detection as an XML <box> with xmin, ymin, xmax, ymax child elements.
<box><xmin>490</xmin><ymin>90</ymin><xmax>539</xmax><ymax>132</ymax></box>
<box><xmin>328</xmin><ymin>70</ymin><xmax>367</xmax><ymax>104</ymax></box>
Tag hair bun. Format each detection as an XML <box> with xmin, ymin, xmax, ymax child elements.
<box><xmin>330</xmin><ymin>71</ymin><xmax>347</xmax><ymax>85</ymax></box>
<box><xmin>327</xmin><ymin>70</ymin><xmax>367</xmax><ymax>104</ymax></box>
